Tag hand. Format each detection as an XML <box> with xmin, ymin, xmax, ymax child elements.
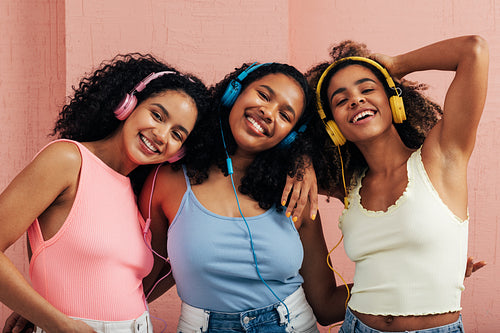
<box><xmin>2</xmin><ymin>312</ymin><xmax>33</xmax><ymax>333</ymax></box>
<box><xmin>370</xmin><ymin>53</ymin><xmax>402</xmax><ymax>81</ymax></box>
<box><xmin>465</xmin><ymin>256</ymin><xmax>486</xmax><ymax>279</ymax></box>
<box><xmin>281</xmin><ymin>161</ymin><xmax>318</xmax><ymax>222</ymax></box>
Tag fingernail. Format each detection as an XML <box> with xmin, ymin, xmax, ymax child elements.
<box><xmin>311</xmin><ymin>214</ymin><xmax>316</xmax><ymax>221</ymax></box>
<box><xmin>282</xmin><ymin>200</ymin><xmax>287</xmax><ymax>206</ymax></box>
<box><xmin>292</xmin><ymin>216</ymin><xmax>298</xmax><ymax>222</ymax></box>
<box><xmin>286</xmin><ymin>212</ymin><xmax>291</xmax><ymax>218</ymax></box>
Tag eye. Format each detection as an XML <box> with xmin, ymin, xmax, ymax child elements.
<box><xmin>151</xmin><ymin>110</ymin><xmax>162</xmax><ymax>121</ymax></box>
<box><xmin>279</xmin><ymin>110</ymin><xmax>292</xmax><ymax>122</ymax></box>
<box><xmin>362</xmin><ymin>88</ymin><xmax>374</xmax><ymax>94</ymax></box>
<box><xmin>171</xmin><ymin>130</ymin><xmax>184</xmax><ymax>142</ymax></box>
<box><xmin>257</xmin><ymin>90</ymin><xmax>270</xmax><ymax>101</ymax></box>
<box><xmin>335</xmin><ymin>98</ymin><xmax>348</xmax><ymax>107</ymax></box>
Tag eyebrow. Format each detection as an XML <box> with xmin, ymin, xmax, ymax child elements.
<box><xmin>329</xmin><ymin>77</ymin><xmax>377</xmax><ymax>105</ymax></box>
<box><xmin>152</xmin><ymin>103</ymin><xmax>190</xmax><ymax>136</ymax></box>
<box><xmin>260</xmin><ymin>84</ymin><xmax>297</xmax><ymax>117</ymax></box>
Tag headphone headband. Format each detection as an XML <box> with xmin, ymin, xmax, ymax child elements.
<box><xmin>315</xmin><ymin>56</ymin><xmax>406</xmax><ymax>146</ymax></box>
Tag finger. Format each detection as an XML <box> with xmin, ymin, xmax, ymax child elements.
<box><xmin>281</xmin><ymin>176</ymin><xmax>294</xmax><ymax>207</ymax></box>
<box><xmin>472</xmin><ymin>261</ymin><xmax>487</xmax><ymax>272</ymax></box>
<box><xmin>3</xmin><ymin>313</ymin><xmax>18</xmax><ymax>333</ymax></box>
<box><xmin>308</xmin><ymin>181</ymin><xmax>319</xmax><ymax>221</ymax></box>
<box><xmin>465</xmin><ymin>257</ymin><xmax>474</xmax><ymax>277</ymax></box>
<box><xmin>287</xmin><ymin>182</ymin><xmax>304</xmax><ymax>220</ymax></box>
<box><xmin>13</xmin><ymin>318</ymin><xmax>30</xmax><ymax>333</ymax></box>
<box><xmin>291</xmin><ymin>186</ymin><xmax>309</xmax><ymax>222</ymax></box>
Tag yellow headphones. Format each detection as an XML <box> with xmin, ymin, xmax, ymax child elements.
<box><xmin>316</xmin><ymin>56</ymin><xmax>406</xmax><ymax>146</ymax></box>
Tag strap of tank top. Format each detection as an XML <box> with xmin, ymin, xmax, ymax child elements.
<box><xmin>181</xmin><ymin>165</ymin><xmax>191</xmax><ymax>190</ymax></box>
<box><xmin>144</xmin><ymin>163</ymin><xmax>164</xmax><ymax>235</ymax></box>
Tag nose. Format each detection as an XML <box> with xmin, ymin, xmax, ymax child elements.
<box><xmin>259</xmin><ymin>103</ymin><xmax>279</xmax><ymax>124</ymax></box>
<box><xmin>350</xmin><ymin>96</ymin><xmax>365</xmax><ymax>108</ymax></box>
<box><xmin>153</xmin><ymin>124</ymin><xmax>170</xmax><ymax>145</ymax></box>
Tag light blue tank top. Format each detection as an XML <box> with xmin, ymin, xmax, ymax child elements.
<box><xmin>167</xmin><ymin>167</ymin><xmax>304</xmax><ymax>312</ymax></box>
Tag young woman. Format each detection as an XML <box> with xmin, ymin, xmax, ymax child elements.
<box><xmin>139</xmin><ymin>62</ymin><xmax>347</xmax><ymax>332</ymax></box>
<box><xmin>308</xmin><ymin>35</ymin><xmax>488</xmax><ymax>332</ymax></box>
<box><xmin>0</xmin><ymin>53</ymin><xmax>210</xmax><ymax>333</ymax></box>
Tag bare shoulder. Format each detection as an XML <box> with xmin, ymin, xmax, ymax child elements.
<box><xmin>35</xmin><ymin>141</ymin><xmax>82</xmax><ymax>170</ymax></box>
<box><xmin>140</xmin><ymin>164</ymin><xmax>187</xmax><ymax>216</ymax></box>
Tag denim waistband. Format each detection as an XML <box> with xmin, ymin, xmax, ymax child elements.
<box><xmin>178</xmin><ymin>286</ymin><xmax>318</xmax><ymax>333</ymax></box>
<box><xmin>35</xmin><ymin>311</ymin><xmax>152</xmax><ymax>333</ymax></box>
<box><xmin>341</xmin><ymin>307</ymin><xmax>464</xmax><ymax>333</ymax></box>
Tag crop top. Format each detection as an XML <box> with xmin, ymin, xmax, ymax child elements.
<box><xmin>339</xmin><ymin>148</ymin><xmax>468</xmax><ymax>316</ymax></box>
<box><xmin>166</xmin><ymin>166</ymin><xmax>304</xmax><ymax>312</ymax></box>
<box><xmin>28</xmin><ymin>140</ymin><xmax>154</xmax><ymax>321</ymax></box>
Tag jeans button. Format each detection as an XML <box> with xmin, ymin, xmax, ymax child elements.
<box><xmin>243</xmin><ymin>316</ymin><xmax>250</xmax><ymax>324</ymax></box>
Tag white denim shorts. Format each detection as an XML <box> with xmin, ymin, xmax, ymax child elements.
<box><xmin>35</xmin><ymin>311</ymin><xmax>152</xmax><ymax>333</ymax></box>
<box><xmin>177</xmin><ymin>286</ymin><xmax>319</xmax><ymax>333</ymax></box>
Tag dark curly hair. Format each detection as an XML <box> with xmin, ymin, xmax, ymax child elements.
<box><xmin>305</xmin><ymin>41</ymin><xmax>443</xmax><ymax>197</ymax></box>
<box><xmin>184</xmin><ymin>62</ymin><xmax>316</xmax><ymax>210</ymax></box>
<box><xmin>51</xmin><ymin>53</ymin><xmax>210</xmax><ymax>193</ymax></box>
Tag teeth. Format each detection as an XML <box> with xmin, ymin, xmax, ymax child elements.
<box><xmin>141</xmin><ymin>135</ymin><xmax>159</xmax><ymax>153</ymax></box>
<box><xmin>247</xmin><ymin>116</ymin><xmax>265</xmax><ymax>134</ymax></box>
<box><xmin>353</xmin><ymin>110</ymin><xmax>375</xmax><ymax>123</ymax></box>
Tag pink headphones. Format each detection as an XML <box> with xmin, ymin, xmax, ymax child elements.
<box><xmin>114</xmin><ymin>71</ymin><xmax>177</xmax><ymax>120</ymax></box>
<box><xmin>114</xmin><ymin>71</ymin><xmax>186</xmax><ymax>163</ymax></box>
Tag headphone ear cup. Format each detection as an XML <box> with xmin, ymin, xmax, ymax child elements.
<box><xmin>114</xmin><ymin>94</ymin><xmax>138</xmax><ymax>120</ymax></box>
<box><xmin>221</xmin><ymin>80</ymin><xmax>242</xmax><ymax>108</ymax></box>
<box><xmin>389</xmin><ymin>95</ymin><xmax>406</xmax><ymax>123</ymax></box>
<box><xmin>166</xmin><ymin>146</ymin><xmax>186</xmax><ymax>163</ymax></box>
<box><xmin>277</xmin><ymin>131</ymin><xmax>297</xmax><ymax>149</ymax></box>
<box><xmin>325</xmin><ymin>120</ymin><xmax>346</xmax><ymax>146</ymax></box>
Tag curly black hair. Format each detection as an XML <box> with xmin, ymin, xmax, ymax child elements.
<box><xmin>51</xmin><ymin>53</ymin><xmax>211</xmax><ymax>193</ymax></box>
<box><xmin>184</xmin><ymin>62</ymin><xmax>316</xmax><ymax>210</ymax></box>
<box><xmin>305</xmin><ymin>41</ymin><xmax>443</xmax><ymax>197</ymax></box>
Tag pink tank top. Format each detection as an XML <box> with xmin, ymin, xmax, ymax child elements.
<box><xmin>28</xmin><ymin>140</ymin><xmax>154</xmax><ymax>321</ymax></box>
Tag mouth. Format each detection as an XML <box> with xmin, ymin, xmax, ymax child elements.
<box><xmin>140</xmin><ymin>134</ymin><xmax>160</xmax><ymax>154</ymax></box>
<box><xmin>246</xmin><ymin>115</ymin><xmax>269</xmax><ymax>136</ymax></box>
<box><xmin>351</xmin><ymin>109</ymin><xmax>376</xmax><ymax>123</ymax></box>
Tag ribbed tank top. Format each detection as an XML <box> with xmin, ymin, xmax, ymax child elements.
<box><xmin>339</xmin><ymin>147</ymin><xmax>468</xmax><ymax>316</ymax></box>
<box><xmin>167</xmin><ymin>166</ymin><xmax>304</xmax><ymax>312</ymax></box>
<box><xmin>28</xmin><ymin>140</ymin><xmax>154</xmax><ymax>321</ymax></box>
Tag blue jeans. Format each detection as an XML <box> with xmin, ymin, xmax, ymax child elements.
<box><xmin>339</xmin><ymin>307</ymin><xmax>464</xmax><ymax>333</ymax></box>
<box><xmin>177</xmin><ymin>286</ymin><xmax>318</xmax><ymax>332</ymax></box>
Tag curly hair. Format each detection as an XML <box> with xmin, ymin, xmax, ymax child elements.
<box><xmin>184</xmin><ymin>62</ymin><xmax>316</xmax><ymax>210</ymax></box>
<box><xmin>51</xmin><ymin>53</ymin><xmax>211</xmax><ymax>193</ymax></box>
<box><xmin>305</xmin><ymin>41</ymin><xmax>443</xmax><ymax>196</ymax></box>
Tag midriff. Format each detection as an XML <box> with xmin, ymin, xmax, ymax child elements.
<box><xmin>352</xmin><ymin>309</ymin><xmax>460</xmax><ymax>332</ymax></box>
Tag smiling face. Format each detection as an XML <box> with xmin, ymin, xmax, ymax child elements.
<box><xmin>228</xmin><ymin>73</ymin><xmax>305</xmax><ymax>155</ymax></box>
<box><xmin>326</xmin><ymin>64</ymin><xmax>393</xmax><ymax>144</ymax></box>
<box><xmin>121</xmin><ymin>89</ymin><xmax>198</xmax><ymax>167</ymax></box>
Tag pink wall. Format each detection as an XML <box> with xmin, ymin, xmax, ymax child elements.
<box><xmin>1</xmin><ymin>1</ymin><xmax>498</xmax><ymax>332</ymax></box>
<box><xmin>0</xmin><ymin>0</ymin><xmax>65</xmax><ymax>323</ymax></box>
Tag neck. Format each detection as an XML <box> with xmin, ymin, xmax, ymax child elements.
<box><xmin>355</xmin><ymin>126</ymin><xmax>413</xmax><ymax>175</ymax></box>
<box><xmin>84</xmin><ymin>129</ymin><xmax>137</xmax><ymax>176</ymax></box>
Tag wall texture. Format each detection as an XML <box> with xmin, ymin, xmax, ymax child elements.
<box><xmin>1</xmin><ymin>0</ymin><xmax>498</xmax><ymax>332</ymax></box>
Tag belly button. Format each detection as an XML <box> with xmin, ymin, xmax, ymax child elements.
<box><xmin>385</xmin><ymin>315</ymin><xmax>394</xmax><ymax>324</ymax></box>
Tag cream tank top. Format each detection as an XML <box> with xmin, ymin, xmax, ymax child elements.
<box><xmin>339</xmin><ymin>147</ymin><xmax>468</xmax><ymax>316</ymax></box>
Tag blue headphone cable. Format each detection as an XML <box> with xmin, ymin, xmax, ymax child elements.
<box><xmin>219</xmin><ymin>117</ymin><xmax>291</xmax><ymax>320</ymax></box>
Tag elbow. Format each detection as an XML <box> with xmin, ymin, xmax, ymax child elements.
<box><xmin>465</xmin><ymin>35</ymin><xmax>489</xmax><ymax>60</ymax></box>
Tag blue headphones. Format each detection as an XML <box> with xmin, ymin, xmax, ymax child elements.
<box><xmin>221</xmin><ymin>62</ymin><xmax>307</xmax><ymax>149</ymax></box>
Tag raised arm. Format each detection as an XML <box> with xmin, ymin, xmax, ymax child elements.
<box><xmin>376</xmin><ymin>35</ymin><xmax>489</xmax><ymax>159</ymax></box>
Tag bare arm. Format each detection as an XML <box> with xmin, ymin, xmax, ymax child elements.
<box><xmin>139</xmin><ymin>165</ymin><xmax>183</xmax><ymax>302</ymax></box>
<box><xmin>0</xmin><ymin>142</ymin><xmax>95</xmax><ymax>333</ymax></box>
<box><xmin>298</xmin><ymin>207</ymin><xmax>350</xmax><ymax>325</ymax></box>
<box><xmin>376</xmin><ymin>35</ymin><xmax>489</xmax><ymax>159</ymax></box>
